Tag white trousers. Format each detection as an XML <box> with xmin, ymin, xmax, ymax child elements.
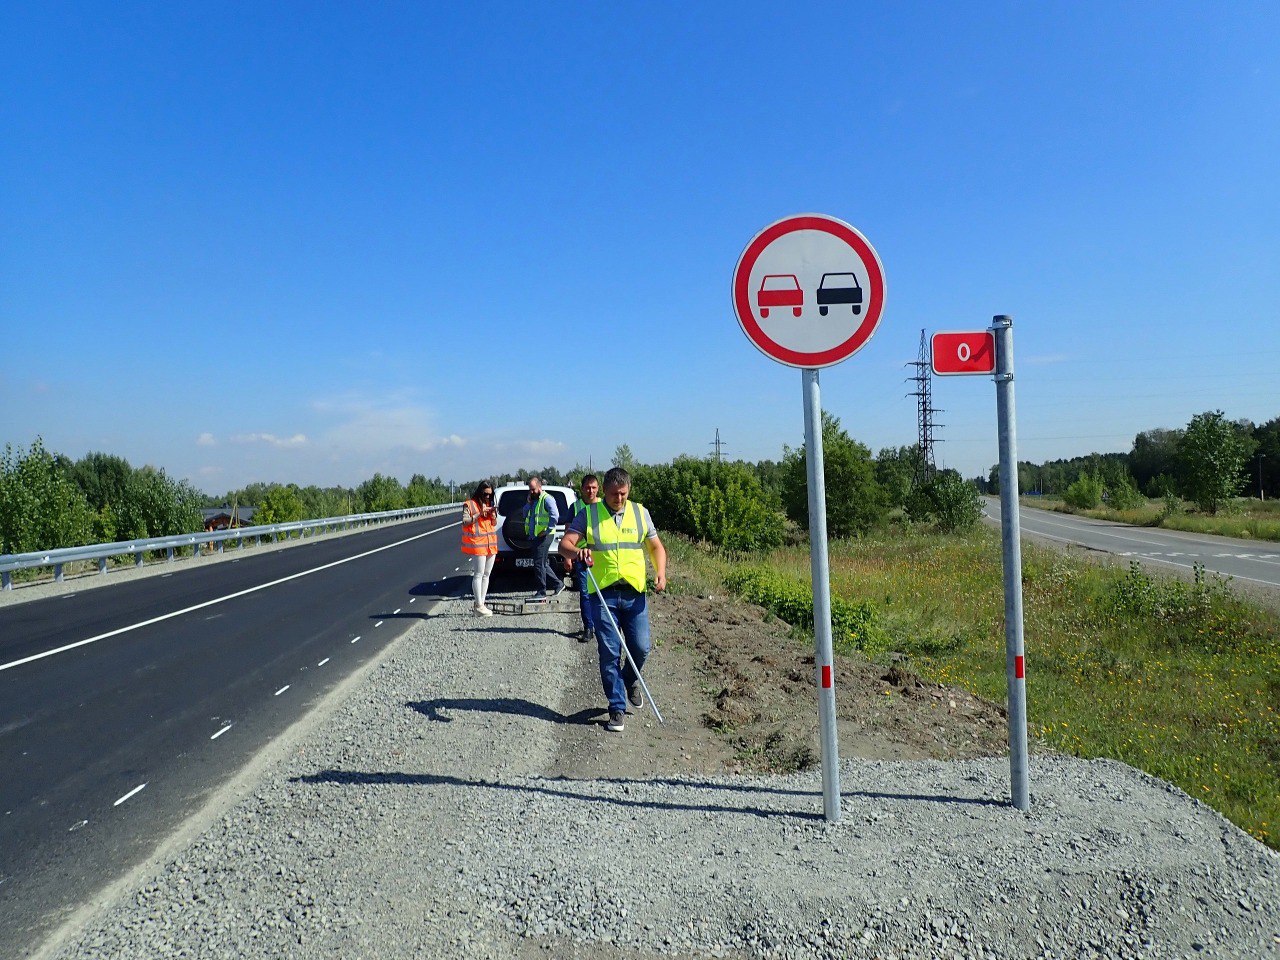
<box><xmin>470</xmin><ymin>553</ymin><xmax>496</xmax><ymax>606</ymax></box>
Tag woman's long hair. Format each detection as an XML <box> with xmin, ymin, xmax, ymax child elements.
<box><xmin>469</xmin><ymin>480</ymin><xmax>495</xmax><ymax>505</ymax></box>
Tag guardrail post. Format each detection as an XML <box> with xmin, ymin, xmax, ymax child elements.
<box><xmin>135</xmin><ymin>551</ymin><xmax>144</xmax><ymax>568</ymax></box>
<box><xmin>98</xmin><ymin>558</ymin><xmax>108</xmax><ymax>575</ymax></box>
<box><xmin>167</xmin><ymin>547</ymin><xmax>175</xmax><ymax>562</ymax></box>
<box><xmin>54</xmin><ymin>563</ymin><xmax>64</xmax><ymax>582</ymax></box>
<box><xmin>217</xmin><ymin>539</ymin><xmax>224</xmax><ymax>553</ymax></box>
<box><xmin>2</xmin><ymin>571</ymin><xmax>10</xmax><ymax>590</ymax></box>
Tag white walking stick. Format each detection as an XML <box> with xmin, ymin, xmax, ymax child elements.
<box><xmin>582</xmin><ymin>562</ymin><xmax>665</xmax><ymax>725</ymax></box>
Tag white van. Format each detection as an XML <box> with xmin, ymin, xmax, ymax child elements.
<box><xmin>491</xmin><ymin>483</ymin><xmax>577</xmax><ymax>576</ymax></box>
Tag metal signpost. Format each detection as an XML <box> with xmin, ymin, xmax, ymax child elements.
<box><xmin>733</xmin><ymin>213</ymin><xmax>886</xmax><ymax>823</ymax></box>
<box><xmin>931</xmin><ymin>316</ymin><xmax>1030</xmax><ymax>811</ymax></box>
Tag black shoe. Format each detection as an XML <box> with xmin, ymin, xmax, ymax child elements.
<box><xmin>553</xmin><ymin>580</ymin><xmax>567</xmax><ymax>597</ymax></box>
<box><xmin>578</xmin><ymin>629</ymin><xmax>593</xmax><ymax>644</ymax></box>
<box><xmin>605</xmin><ymin>710</ymin><xmax>625</xmax><ymax>733</ymax></box>
<box><xmin>627</xmin><ymin>681</ymin><xmax>644</xmax><ymax>709</ymax></box>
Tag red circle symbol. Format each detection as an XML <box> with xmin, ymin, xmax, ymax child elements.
<box><xmin>732</xmin><ymin>214</ymin><xmax>886</xmax><ymax>369</ymax></box>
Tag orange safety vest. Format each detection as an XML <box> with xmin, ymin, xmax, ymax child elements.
<box><xmin>461</xmin><ymin>499</ymin><xmax>498</xmax><ymax>556</ymax></box>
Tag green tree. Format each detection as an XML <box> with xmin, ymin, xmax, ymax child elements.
<box><xmin>905</xmin><ymin>470</ymin><xmax>982</xmax><ymax>533</ymax></box>
<box><xmin>1177</xmin><ymin>410</ymin><xmax>1255</xmax><ymax>514</ymax></box>
<box><xmin>1252</xmin><ymin>415</ymin><xmax>1280</xmax><ymax>499</ymax></box>
<box><xmin>1063</xmin><ymin>473</ymin><xmax>1104</xmax><ymax>509</ymax></box>
<box><xmin>0</xmin><ymin>438</ymin><xmax>97</xmax><ymax>553</ymax></box>
<box><xmin>255</xmin><ymin>484</ymin><xmax>305</xmax><ymax>525</ymax></box>
<box><xmin>69</xmin><ymin>452</ymin><xmax>133</xmax><ymax>512</ymax></box>
<box><xmin>612</xmin><ymin>444</ymin><xmax>637</xmax><ymax>471</ymax></box>
<box><xmin>875</xmin><ymin>445</ymin><xmax>920</xmax><ymax>509</ymax></box>
<box><xmin>357</xmin><ymin>473</ymin><xmax>406</xmax><ymax>512</ymax></box>
<box><xmin>781</xmin><ymin>412</ymin><xmax>887</xmax><ymax>538</ymax></box>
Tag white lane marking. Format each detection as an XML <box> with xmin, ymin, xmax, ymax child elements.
<box><xmin>210</xmin><ymin>723</ymin><xmax>233</xmax><ymax>740</ymax></box>
<box><xmin>274</xmin><ymin>685</ymin><xmax>290</xmax><ymax>696</ymax></box>
<box><xmin>374</xmin><ymin>621</ymin><xmax>383</xmax><ymax>627</ymax></box>
<box><xmin>0</xmin><ymin>520</ymin><xmax>461</xmax><ymax>674</ymax></box>
<box><xmin>393</xmin><ymin>608</ymin><xmax>401</xmax><ymax>615</ymax></box>
<box><xmin>113</xmin><ymin>783</ymin><xmax>147</xmax><ymax>806</ymax></box>
<box><xmin>317</xmin><ymin>658</ymin><xmax>329</xmax><ymax>666</ymax></box>
<box><xmin>161</xmin><ymin>574</ymin><xmax>173</xmax><ymax>578</ymax></box>
<box><xmin>350</xmin><ymin>636</ymin><xmax>360</xmax><ymax>644</ymax></box>
<box><xmin>409</xmin><ymin>598</ymin><xmax>416</xmax><ymax>603</ymax></box>
<box><xmin>204</xmin><ymin>614</ymin><xmax>223</xmax><ymax>621</ymax></box>
<box><xmin>70</xmin><ymin>819</ymin><xmax>89</xmax><ymax>831</ymax></box>
<box><xmin>61</xmin><ymin>594</ymin><xmax>77</xmax><ymax>599</ymax></box>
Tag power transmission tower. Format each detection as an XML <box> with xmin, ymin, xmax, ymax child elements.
<box><xmin>709</xmin><ymin>428</ymin><xmax>727</xmax><ymax>463</ymax></box>
<box><xmin>905</xmin><ymin>329</ymin><xmax>943</xmax><ymax>484</ymax></box>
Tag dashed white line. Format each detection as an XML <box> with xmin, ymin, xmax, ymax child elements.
<box><xmin>274</xmin><ymin>685</ymin><xmax>290</xmax><ymax>696</ymax></box>
<box><xmin>409</xmin><ymin>598</ymin><xmax>416</xmax><ymax>604</ymax></box>
<box><xmin>317</xmin><ymin>658</ymin><xmax>330</xmax><ymax>666</ymax></box>
<box><xmin>374</xmin><ymin>621</ymin><xmax>384</xmax><ymax>627</ymax></box>
<box><xmin>393</xmin><ymin>608</ymin><xmax>401</xmax><ymax>615</ymax></box>
<box><xmin>210</xmin><ymin>723</ymin><xmax>233</xmax><ymax>740</ymax></box>
<box><xmin>69</xmin><ymin>819</ymin><xmax>89</xmax><ymax>831</ymax></box>
<box><xmin>113</xmin><ymin>783</ymin><xmax>147</xmax><ymax>806</ymax></box>
<box><xmin>61</xmin><ymin>593</ymin><xmax>77</xmax><ymax>599</ymax></box>
<box><xmin>350</xmin><ymin>636</ymin><xmax>361</xmax><ymax>644</ymax></box>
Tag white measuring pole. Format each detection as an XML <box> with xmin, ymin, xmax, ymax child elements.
<box><xmin>802</xmin><ymin>368</ymin><xmax>841</xmax><ymax>823</ymax></box>
<box><xmin>583</xmin><ymin>564</ymin><xmax>665</xmax><ymax>725</ymax></box>
<box><xmin>992</xmin><ymin>314</ymin><xmax>1030</xmax><ymax>811</ymax></box>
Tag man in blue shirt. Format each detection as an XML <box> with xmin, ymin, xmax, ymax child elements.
<box><xmin>522</xmin><ymin>476</ymin><xmax>564</xmax><ymax>598</ymax></box>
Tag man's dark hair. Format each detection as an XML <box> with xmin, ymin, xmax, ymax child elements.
<box><xmin>470</xmin><ymin>480</ymin><xmax>494</xmax><ymax>503</ymax></box>
<box><xmin>603</xmin><ymin>466</ymin><xmax>630</xmax><ymax>489</ymax></box>
<box><xmin>580</xmin><ymin>473</ymin><xmax>599</xmax><ymax>488</ymax></box>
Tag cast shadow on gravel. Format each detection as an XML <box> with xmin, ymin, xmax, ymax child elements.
<box><xmin>578</xmin><ymin>776</ymin><xmax>1005</xmax><ymax>808</ymax></box>
<box><xmin>293</xmin><ymin>770</ymin><xmax>823</xmax><ymax>821</ymax></box>
<box><xmin>408</xmin><ymin>698</ymin><xmax>605</xmax><ymax>725</ymax></box>
<box><xmin>409</xmin><ymin>577</ymin><xmax>470</xmax><ymax>600</ymax></box>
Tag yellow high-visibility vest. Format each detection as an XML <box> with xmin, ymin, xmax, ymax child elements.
<box><xmin>582</xmin><ymin>500</ymin><xmax>648</xmax><ymax>594</ymax></box>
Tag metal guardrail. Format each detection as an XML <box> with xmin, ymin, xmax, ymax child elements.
<box><xmin>0</xmin><ymin>503</ymin><xmax>458</xmax><ymax>590</ymax></box>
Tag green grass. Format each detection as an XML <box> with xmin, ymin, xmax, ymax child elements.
<box><xmin>1025</xmin><ymin>495</ymin><xmax>1280</xmax><ymax>542</ymax></box>
<box><xmin>665</xmin><ymin>528</ymin><xmax>1280</xmax><ymax>849</ymax></box>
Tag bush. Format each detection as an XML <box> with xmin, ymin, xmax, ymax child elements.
<box><xmin>724</xmin><ymin>567</ymin><xmax>889</xmax><ymax>654</ymax></box>
<box><xmin>1063</xmin><ymin>473</ymin><xmax>1104</xmax><ymax>509</ymax></box>
<box><xmin>0</xmin><ymin>438</ymin><xmax>97</xmax><ymax>553</ymax></box>
<box><xmin>781</xmin><ymin>412</ymin><xmax>887</xmax><ymax>537</ymax></box>
<box><xmin>903</xmin><ymin>471</ymin><xmax>982</xmax><ymax>532</ymax></box>
<box><xmin>1106</xmin><ymin>473</ymin><xmax>1146</xmax><ymax>510</ymax></box>
<box><xmin>634</xmin><ymin>457</ymin><xmax>784</xmax><ymax>553</ymax></box>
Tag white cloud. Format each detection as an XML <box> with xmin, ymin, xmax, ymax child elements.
<box><xmin>312</xmin><ymin>392</ymin><xmax>465</xmax><ymax>455</ymax></box>
<box><xmin>230</xmin><ymin>432</ymin><xmax>310</xmax><ymax>448</ymax></box>
<box><xmin>198</xmin><ymin>465</ymin><xmax>223</xmax><ymax>476</ymax></box>
<box><xmin>196</xmin><ymin>432</ymin><xmax>217</xmax><ymax>446</ymax></box>
<box><xmin>496</xmin><ymin>439</ymin><xmax>568</xmax><ymax>458</ymax></box>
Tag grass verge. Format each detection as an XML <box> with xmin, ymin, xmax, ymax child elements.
<box><xmin>1024</xmin><ymin>495</ymin><xmax>1280</xmax><ymax>542</ymax></box>
<box><xmin>664</xmin><ymin>529</ymin><xmax>1279</xmax><ymax>849</ymax></box>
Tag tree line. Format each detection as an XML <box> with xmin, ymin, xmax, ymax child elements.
<box><xmin>982</xmin><ymin>409</ymin><xmax>1278</xmax><ymax>514</ymax></box>
<box><xmin>2</xmin><ymin>417</ymin><xmax>983</xmax><ymax>556</ymax></box>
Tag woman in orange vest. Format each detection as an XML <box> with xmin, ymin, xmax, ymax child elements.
<box><xmin>461</xmin><ymin>480</ymin><xmax>499</xmax><ymax>616</ymax></box>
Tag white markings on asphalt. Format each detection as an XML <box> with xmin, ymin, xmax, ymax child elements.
<box><xmin>317</xmin><ymin>658</ymin><xmax>329</xmax><ymax>666</ymax></box>
<box><xmin>351</xmin><ymin>636</ymin><xmax>361</xmax><ymax>644</ymax></box>
<box><xmin>393</xmin><ymin>608</ymin><xmax>401</xmax><ymax>615</ymax></box>
<box><xmin>70</xmin><ymin>819</ymin><xmax>88</xmax><ymax>831</ymax></box>
<box><xmin>374</xmin><ymin>621</ymin><xmax>383</xmax><ymax>627</ymax></box>
<box><xmin>210</xmin><ymin>723</ymin><xmax>233</xmax><ymax>740</ymax></box>
<box><xmin>113</xmin><ymin>783</ymin><xmax>147</xmax><ymax>806</ymax></box>
<box><xmin>61</xmin><ymin>594</ymin><xmax>77</xmax><ymax>599</ymax></box>
<box><xmin>204</xmin><ymin>613</ymin><xmax>223</xmax><ymax>621</ymax></box>
<box><xmin>161</xmin><ymin>573</ymin><xmax>173</xmax><ymax>578</ymax></box>
<box><xmin>0</xmin><ymin>519</ymin><xmax>462</xmax><ymax>674</ymax></box>
<box><xmin>274</xmin><ymin>685</ymin><xmax>290</xmax><ymax>696</ymax></box>
<box><xmin>409</xmin><ymin>598</ymin><xmax>416</xmax><ymax>603</ymax></box>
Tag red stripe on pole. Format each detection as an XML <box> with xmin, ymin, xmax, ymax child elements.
<box><xmin>1015</xmin><ymin>655</ymin><xmax>1025</xmax><ymax>679</ymax></box>
<box><xmin>821</xmin><ymin>665</ymin><xmax>832</xmax><ymax>688</ymax></box>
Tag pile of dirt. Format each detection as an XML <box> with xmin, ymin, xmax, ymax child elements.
<box><xmin>549</xmin><ymin>589</ymin><xmax>1011</xmax><ymax>780</ymax></box>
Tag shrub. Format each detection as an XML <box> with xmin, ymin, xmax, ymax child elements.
<box><xmin>724</xmin><ymin>567</ymin><xmax>889</xmax><ymax>654</ymax></box>
<box><xmin>635</xmin><ymin>457</ymin><xmax>784</xmax><ymax>553</ymax></box>
<box><xmin>1106</xmin><ymin>473</ymin><xmax>1146</xmax><ymax>510</ymax></box>
<box><xmin>781</xmin><ymin>412</ymin><xmax>888</xmax><ymax>537</ymax></box>
<box><xmin>1063</xmin><ymin>473</ymin><xmax>1104</xmax><ymax>509</ymax></box>
<box><xmin>903</xmin><ymin>471</ymin><xmax>982</xmax><ymax>532</ymax></box>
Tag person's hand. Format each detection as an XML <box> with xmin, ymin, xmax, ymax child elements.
<box><xmin>579</xmin><ymin>548</ymin><xmax>593</xmax><ymax>567</ymax></box>
<box><xmin>653</xmin><ymin>573</ymin><xmax>667</xmax><ymax>592</ymax></box>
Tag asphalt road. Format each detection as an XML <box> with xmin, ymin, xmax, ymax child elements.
<box><xmin>0</xmin><ymin>513</ymin><xmax>468</xmax><ymax>958</ymax></box>
<box><xmin>985</xmin><ymin>497</ymin><xmax>1280</xmax><ymax>590</ymax></box>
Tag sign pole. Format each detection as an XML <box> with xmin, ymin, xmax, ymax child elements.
<box><xmin>802</xmin><ymin>368</ymin><xmax>841</xmax><ymax>823</ymax></box>
<box><xmin>992</xmin><ymin>314</ymin><xmax>1030</xmax><ymax>811</ymax></box>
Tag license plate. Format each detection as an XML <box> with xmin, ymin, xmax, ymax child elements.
<box><xmin>515</xmin><ymin>558</ymin><xmax>535</xmax><ymax>568</ymax></box>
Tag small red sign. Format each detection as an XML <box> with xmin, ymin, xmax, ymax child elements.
<box><xmin>931</xmin><ymin>331</ymin><xmax>996</xmax><ymax>376</ymax></box>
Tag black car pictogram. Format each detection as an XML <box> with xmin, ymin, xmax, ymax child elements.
<box><xmin>816</xmin><ymin>273</ymin><xmax>863</xmax><ymax>316</ymax></box>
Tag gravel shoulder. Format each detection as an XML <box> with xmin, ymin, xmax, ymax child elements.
<box><xmin>40</xmin><ymin>586</ymin><xmax>1279</xmax><ymax>960</ymax></box>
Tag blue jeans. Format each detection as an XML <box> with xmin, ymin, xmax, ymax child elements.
<box><xmin>590</xmin><ymin>585</ymin><xmax>650</xmax><ymax>714</ymax></box>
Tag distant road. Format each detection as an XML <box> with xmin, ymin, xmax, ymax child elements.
<box><xmin>0</xmin><ymin>513</ymin><xmax>466</xmax><ymax>958</ymax></box>
<box><xmin>984</xmin><ymin>497</ymin><xmax>1280</xmax><ymax>591</ymax></box>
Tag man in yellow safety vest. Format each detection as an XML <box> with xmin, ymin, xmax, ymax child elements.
<box><xmin>558</xmin><ymin>466</ymin><xmax>667</xmax><ymax>733</ymax></box>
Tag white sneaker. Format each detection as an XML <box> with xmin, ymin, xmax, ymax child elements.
<box><xmin>475</xmin><ymin>605</ymin><xmax>494</xmax><ymax>617</ymax></box>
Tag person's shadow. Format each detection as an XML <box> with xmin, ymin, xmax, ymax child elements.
<box><xmin>409</xmin><ymin>698</ymin><xmax>606</xmax><ymax>725</ymax></box>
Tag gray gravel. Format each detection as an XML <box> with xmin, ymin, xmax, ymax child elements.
<box><xmin>43</xmin><ymin>594</ymin><xmax>1280</xmax><ymax>960</ymax></box>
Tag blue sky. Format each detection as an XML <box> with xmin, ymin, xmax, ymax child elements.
<box><xmin>3</xmin><ymin>2</ymin><xmax>1277</xmax><ymax>494</ymax></box>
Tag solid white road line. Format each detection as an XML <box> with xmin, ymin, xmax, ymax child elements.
<box><xmin>317</xmin><ymin>658</ymin><xmax>329</xmax><ymax>666</ymax></box>
<box><xmin>274</xmin><ymin>685</ymin><xmax>290</xmax><ymax>696</ymax></box>
<box><xmin>210</xmin><ymin>723</ymin><xmax>233</xmax><ymax>740</ymax></box>
<box><xmin>113</xmin><ymin>783</ymin><xmax>147</xmax><ymax>806</ymax></box>
<box><xmin>0</xmin><ymin>520</ymin><xmax>461</xmax><ymax>675</ymax></box>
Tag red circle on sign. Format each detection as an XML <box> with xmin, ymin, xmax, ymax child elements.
<box><xmin>732</xmin><ymin>214</ymin><xmax>886</xmax><ymax>368</ymax></box>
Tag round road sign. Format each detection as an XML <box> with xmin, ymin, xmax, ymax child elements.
<box><xmin>732</xmin><ymin>213</ymin><xmax>886</xmax><ymax>368</ymax></box>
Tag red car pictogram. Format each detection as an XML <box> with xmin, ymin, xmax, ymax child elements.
<box><xmin>757</xmin><ymin>274</ymin><xmax>803</xmax><ymax>319</ymax></box>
